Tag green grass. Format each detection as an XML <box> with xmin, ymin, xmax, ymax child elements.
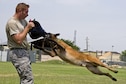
<box><xmin>0</xmin><ymin>60</ymin><xmax>126</xmax><ymax>84</ymax></box>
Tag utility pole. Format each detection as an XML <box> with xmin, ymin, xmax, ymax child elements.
<box><xmin>111</xmin><ymin>45</ymin><xmax>114</xmax><ymax>62</ymax></box>
<box><xmin>0</xmin><ymin>39</ymin><xmax>2</xmax><ymax>61</ymax></box>
<box><xmin>73</xmin><ymin>30</ymin><xmax>77</xmax><ymax>45</ymax></box>
<box><xmin>86</xmin><ymin>37</ymin><xmax>89</xmax><ymax>51</ymax></box>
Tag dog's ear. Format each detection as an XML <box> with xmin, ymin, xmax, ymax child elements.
<box><xmin>55</xmin><ymin>33</ymin><xmax>60</xmax><ymax>37</ymax></box>
<box><xmin>46</xmin><ymin>33</ymin><xmax>60</xmax><ymax>39</ymax></box>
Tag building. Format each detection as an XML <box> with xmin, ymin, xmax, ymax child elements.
<box><xmin>0</xmin><ymin>40</ymin><xmax>122</xmax><ymax>63</ymax></box>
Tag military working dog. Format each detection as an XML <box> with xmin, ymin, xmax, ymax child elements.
<box><xmin>31</xmin><ymin>33</ymin><xmax>118</xmax><ymax>81</ymax></box>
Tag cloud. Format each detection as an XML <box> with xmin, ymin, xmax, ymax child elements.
<box><xmin>20</xmin><ymin>0</ymin><xmax>41</xmax><ymax>4</ymax></box>
<box><xmin>55</xmin><ymin>0</ymin><xmax>97</xmax><ymax>6</ymax></box>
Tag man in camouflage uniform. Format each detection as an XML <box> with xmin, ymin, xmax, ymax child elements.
<box><xmin>6</xmin><ymin>3</ymin><xmax>35</xmax><ymax>84</ymax></box>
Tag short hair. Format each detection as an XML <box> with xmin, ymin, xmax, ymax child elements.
<box><xmin>16</xmin><ymin>3</ymin><xmax>29</xmax><ymax>13</ymax></box>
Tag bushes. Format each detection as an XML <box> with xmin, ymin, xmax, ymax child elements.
<box><xmin>120</xmin><ymin>50</ymin><xmax>126</xmax><ymax>62</ymax></box>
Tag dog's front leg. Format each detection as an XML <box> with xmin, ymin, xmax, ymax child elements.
<box><xmin>42</xmin><ymin>48</ymin><xmax>56</xmax><ymax>57</ymax></box>
<box><xmin>41</xmin><ymin>39</ymin><xmax>56</xmax><ymax>57</ymax></box>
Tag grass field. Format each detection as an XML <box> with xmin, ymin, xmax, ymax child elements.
<box><xmin>0</xmin><ymin>60</ymin><xmax>126</xmax><ymax>84</ymax></box>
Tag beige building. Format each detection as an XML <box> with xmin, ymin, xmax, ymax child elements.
<box><xmin>99</xmin><ymin>51</ymin><xmax>121</xmax><ymax>62</ymax></box>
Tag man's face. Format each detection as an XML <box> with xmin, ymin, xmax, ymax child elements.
<box><xmin>20</xmin><ymin>8</ymin><xmax>29</xmax><ymax>19</ymax></box>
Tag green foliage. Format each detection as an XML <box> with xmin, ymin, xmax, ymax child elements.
<box><xmin>0</xmin><ymin>45</ymin><xmax>4</xmax><ymax>51</ymax></box>
<box><xmin>121</xmin><ymin>50</ymin><xmax>126</xmax><ymax>56</ymax></box>
<box><xmin>61</xmin><ymin>39</ymin><xmax>80</xmax><ymax>51</ymax></box>
<box><xmin>120</xmin><ymin>50</ymin><xmax>126</xmax><ymax>61</ymax></box>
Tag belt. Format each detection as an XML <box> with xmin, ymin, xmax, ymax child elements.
<box><xmin>10</xmin><ymin>48</ymin><xmax>28</xmax><ymax>50</ymax></box>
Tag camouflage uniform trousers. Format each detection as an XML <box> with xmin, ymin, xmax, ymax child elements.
<box><xmin>9</xmin><ymin>49</ymin><xmax>34</xmax><ymax>84</ymax></box>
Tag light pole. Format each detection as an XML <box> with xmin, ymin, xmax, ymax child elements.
<box><xmin>73</xmin><ymin>30</ymin><xmax>77</xmax><ymax>45</ymax></box>
<box><xmin>110</xmin><ymin>45</ymin><xmax>114</xmax><ymax>62</ymax></box>
<box><xmin>86</xmin><ymin>37</ymin><xmax>89</xmax><ymax>51</ymax></box>
<box><xmin>0</xmin><ymin>39</ymin><xmax>2</xmax><ymax>61</ymax></box>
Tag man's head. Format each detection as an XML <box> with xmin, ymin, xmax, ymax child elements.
<box><xmin>15</xmin><ymin>3</ymin><xmax>29</xmax><ymax>19</ymax></box>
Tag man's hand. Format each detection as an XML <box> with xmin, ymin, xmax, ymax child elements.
<box><xmin>27</xmin><ymin>22</ymin><xmax>35</xmax><ymax>29</ymax></box>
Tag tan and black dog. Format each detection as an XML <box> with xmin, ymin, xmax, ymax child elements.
<box><xmin>32</xmin><ymin>33</ymin><xmax>118</xmax><ymax>81</ymax></box>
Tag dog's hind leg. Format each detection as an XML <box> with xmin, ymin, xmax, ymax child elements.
<box><xmin>100</xmin><ymin>64</ymin><xmax>118</xmax><ymax>73</ymax></box>
<box><xmin>85</xmin><ymin>63</ymin><xmax>117</xmax><ymax>81</ymax></box>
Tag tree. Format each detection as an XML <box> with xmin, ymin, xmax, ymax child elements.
<box><xmin>61</xmin><ymin>39</ymin><xmax>80</xmax><ymax>51</ymax></box>
<box><xmin>120</xmin><ymin>50</ymin><xmax>126</xmax><ymax>62</ymax></box>
<box><xmin>0</xmin><ymin>45</ymin><xmax>4</xmax><ymax>51</ymax></box>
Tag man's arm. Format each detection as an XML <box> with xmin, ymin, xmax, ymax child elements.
<box><xmin>12</xmin><ymin>22</ymin><xmax>35</xmax><ymax>44</ymax></box>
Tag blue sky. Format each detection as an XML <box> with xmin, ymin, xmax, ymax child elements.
<box><xmin>0</xmin><ymin>0</ymin><xmax>126</xmax><ymax>52</ymax></box>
